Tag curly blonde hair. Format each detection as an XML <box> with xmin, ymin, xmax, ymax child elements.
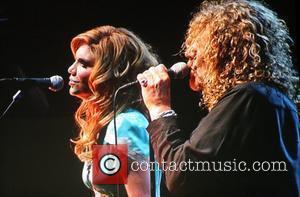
<box><xmin>70</xmin><ymin>26</ymin><xmax>158</xmax><ymax>161</ymax></box>
<box><xmin>183</xmin><ymin>0</ymin><xmax>299</xmax><ymax>110</ymax></box>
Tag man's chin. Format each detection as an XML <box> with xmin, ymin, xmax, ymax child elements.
<box><xmin>189</xmin><ymin>79</ymin><xmax>201</xmax><ymax>92</ymax></box>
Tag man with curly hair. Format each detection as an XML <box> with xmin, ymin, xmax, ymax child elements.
<box><xmin>137</xmin><ymin>0</ymin><xmax>299</xmax><ymax>196</ymax></box>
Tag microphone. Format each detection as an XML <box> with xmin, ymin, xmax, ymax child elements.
<box><xmin>0</xmin><ymin>75</ymin><xmax>64</xmax><ymax>92</ymax></box>
<box><xmin>164</xmin><ymin>62</ymin><xmax>189</xmax><ymax>79</ymax></box>
<box><xmin>120</xmin><ymin>62</ymin><xmax>189</xmax><ymax>89</ymax></box>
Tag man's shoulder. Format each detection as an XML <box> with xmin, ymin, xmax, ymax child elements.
<box><xmin>219</xmin><ymin>82</ymin><xmax>297</xmax><ymax>112</ymax></box>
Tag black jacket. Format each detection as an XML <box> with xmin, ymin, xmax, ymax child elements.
<box><xmin>148</xmin><ymin>82</ymin><xmax>299</xmax><ymax>197</ymax></box>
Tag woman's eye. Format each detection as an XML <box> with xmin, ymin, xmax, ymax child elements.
<box><xmin>80</xmin><ymin>64</ymin><xmax>88</xmax><ymax>68</ymax></box>
<box><xmin>77</xmin><ymin>58</ymin><xmax>91</xmax><ymax>69</ymax></box>
<box><xmin>78</xmin><ymin>62</ymin><xmax>90</xmax><ymax>69</ymax></box>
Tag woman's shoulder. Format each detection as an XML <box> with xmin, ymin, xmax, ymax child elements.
<box><xmin>120</xmin><ymin>108</ymin><xmax>148</xmax><ymax>123</ymax></box>
<box><xmin>105</xmin><ymin>108</ymin><xmax>149</xmax><ymax>142</ymax></box>
<box><xmin>104</xmin><ymin>108</ymin><xmax>150</xmax><ymax>158</ymax></box>
<box><xmin>113</xmin><ymin>108</ymin><xmax>149</xmax><ymax>128</ymax></box>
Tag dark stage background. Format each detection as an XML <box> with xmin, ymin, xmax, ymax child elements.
<box><xmin>0</xmin><ymin>1</ymin><xmax>298</xmax><ymax>196</ymax></box>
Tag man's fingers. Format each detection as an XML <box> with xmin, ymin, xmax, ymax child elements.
<box><xmin>137</xmin><ymin>64</ymin><xmax>169</xmax><ymax>88</ymax></box>
<box><xmin>137</xmin><ymin>74</ymin><xmax>148</xmax><ymax>87</ymax></box>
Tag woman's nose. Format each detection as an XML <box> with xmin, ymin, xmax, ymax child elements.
<box><xmin>68</xmin><ymin>63</ymin><xmax>76</xmax><ymax>75</ymax></box>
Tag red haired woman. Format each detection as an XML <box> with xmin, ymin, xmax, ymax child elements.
<box><xmin>68</xmin><ymin>25</ymin><xmax>161</xmax><ymax>197</ymax></box>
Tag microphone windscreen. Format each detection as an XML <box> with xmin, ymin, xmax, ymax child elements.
<box><xmin>169</xmin><ymin>62</ymin><xmax>189</xmax><ymax>79</ymax></box>
<box><xmin>50</xmin><ymin>75</ymin><xmax>64</xmax><ymax>91</ymax></box>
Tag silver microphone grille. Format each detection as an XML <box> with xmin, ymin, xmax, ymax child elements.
<box><xmin>50</xmin><ymin>75</ymin><xmax>64</xmax><ymax>91</ymax></box>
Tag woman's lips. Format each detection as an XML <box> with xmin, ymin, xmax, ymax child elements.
<box><xmin>69</xmin><ymin>79</ymin><xmax>79</xmax><ymax>86</ymax></box>
<box><xmin>69</xmin><ymin>81</ymin><xmax>76</xmax><ymax>86</ymax></box>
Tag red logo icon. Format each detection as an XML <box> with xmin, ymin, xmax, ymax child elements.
<box><xmin>92</xmin><ymin>144</ymin><xmax>128</xmax><ymax>184</ymax></box>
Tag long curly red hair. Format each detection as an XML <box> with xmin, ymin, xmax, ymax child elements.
<box><xmin>183</xmin><ymin>0</ymin><xmax>299</xmax><ymax>110</ymax></box>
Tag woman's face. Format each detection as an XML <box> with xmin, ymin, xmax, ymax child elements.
<box><xmin>68</xmin><ymin>44</ymin><xmax>95</xmax><ymax>100</ymax></box>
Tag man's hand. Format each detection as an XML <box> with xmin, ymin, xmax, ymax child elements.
<box><xmin>137</xmin><ymin>64</ymin><xmax>172</xmax><ymax>120</ymax></box>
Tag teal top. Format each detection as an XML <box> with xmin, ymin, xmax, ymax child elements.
<box><xmin>104</xmin><ymin>108</ymin><xmax>150</xmax><ymax>160</ymax></box>
<box><xmin>82</xmin><ymin>108</ymin><xmax>162</xmax><ymax>196</ymax></box>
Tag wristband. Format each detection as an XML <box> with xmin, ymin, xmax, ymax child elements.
<box><xmin>152</xmin><ymin>109</ymin><xmax>177</xmax><ymax>120</ymax></box>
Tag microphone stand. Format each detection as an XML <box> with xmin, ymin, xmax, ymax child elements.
<box><xmin>0</xmin><ymin>90</ymin><xmax>23</xmax><ymax>120</ymax></box>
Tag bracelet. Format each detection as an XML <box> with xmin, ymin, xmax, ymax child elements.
<box><xmin>152</xmin><ymin>109</ymin><xmax>177</xmax><ymax>120</ymax></box>
<box><xmin>159</xmin><ymin>110</ymin><xmax>177</xmax><ymax>118</ymax></box>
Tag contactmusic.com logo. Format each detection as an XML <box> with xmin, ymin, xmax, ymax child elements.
<box><xmin>92</xmin><ymin>144</ymin><xmax>128</xmax><ymax>184</ymax></box>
